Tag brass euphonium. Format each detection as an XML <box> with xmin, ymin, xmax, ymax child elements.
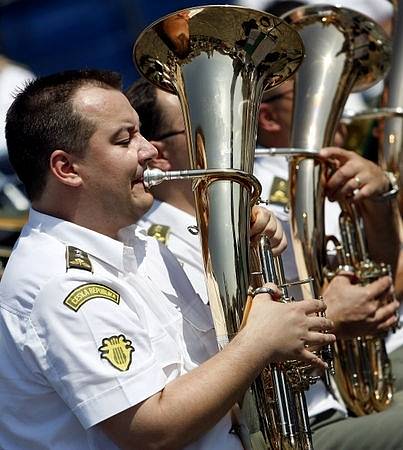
<box><xmin>133</xmin><ymin>5</ymin><xmax>320</xmax><ymax>449</ymax></box>
<box><xmin>280</xmin><ymin>4</ymin><xmax>393</xmax><ymax>416</ymax></box>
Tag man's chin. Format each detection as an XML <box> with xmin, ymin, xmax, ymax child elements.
<box><xmin>135</xmin><ymin>193</ymin><xmax>155</xmax><ymax>218</ymax></box>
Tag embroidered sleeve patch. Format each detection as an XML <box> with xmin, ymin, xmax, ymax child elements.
<box><xmin>98</xmin><ymin>335</ymin><xmax>135</xmax><ymax>371</ymax></box>
<box><xmin>64</xmin><ymin>283</ymin><xmax>120</xmax><ymax>312</ymax></box>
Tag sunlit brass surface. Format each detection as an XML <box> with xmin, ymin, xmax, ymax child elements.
<box><xmin>282</xmin><ymin>4</ymin><xmax>393</xmax><ymax>416</ymax></box>
<box><xmin>342</xmin><ymin>107</ymin><xmax>403</xmax><ymax>123</ymax></box>
<box><xmin>145</xmin><ymin>165</ymin><xmax>319</xmax><ymax>448</ymax></box>
<box><xmin>135</xmin><ymin>5</ymin><xmax>305</xmax><ymax>448</ymax></box>
<box><xmin>143</xmin><ymin>168</ymin><xmax>261</xmax><ymax>204</ymax></box>
<box><xmin>252</xmin><ymin>235</ymin><xmax>316</xmax><ymax>450</ymax></box>
<box><xmin>341</xmin><ymin>107</ymin><xmax>403</xmax><ymax>157</ymax></box>
<box><xmin>341</xmin><ymin>0</ymin><xmax>403</xmax><ymax>196</ymax></box>
<box><xmin>135</xmin><ymin>3</ymin><xmax>303</xmax><ymax>342</ymax></box>
<box><xmin>382</xmin><ymin>0</ymin><xmax>403</xmax><ymax>181</ymax></box>
<box><xmin>325</xmin><ymin>201</ymin><xmax>394</xmax><ymax>415</ymax></box>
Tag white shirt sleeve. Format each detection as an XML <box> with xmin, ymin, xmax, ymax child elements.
<box><xmin>26</xmin><ymin>271</ymin><xmax>168</xmax><ymax>429</ymax></box>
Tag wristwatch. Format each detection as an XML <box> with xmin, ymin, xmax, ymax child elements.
<box><xmin>380</xmin><ymin>171</ymin><xmax>400</xmax><ymax>200</ymax></box>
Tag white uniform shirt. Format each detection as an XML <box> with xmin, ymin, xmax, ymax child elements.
<box><xmin>138</xmin><ymin>200</ymin><xmax>208</xmax><ymax>304</ymax></box>
<box><xmin>0</xmin><ymin>209</ymin><xmax>242</xmax><ymax>450</ymax></box>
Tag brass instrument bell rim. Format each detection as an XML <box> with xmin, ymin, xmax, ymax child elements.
<box><xmin>133</xmin><ymin>4</ymin><xmax>305</xmax><ymax>95</ymax></box>
<box><xmin>282</xmin><ymin>3</ymin><xmax>392</xmax><ymax>93</ymax></box>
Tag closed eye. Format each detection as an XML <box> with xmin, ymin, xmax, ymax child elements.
<box><xmin>116</xmin><ymin>139</ymin><xmax>131</xmax><ymax>147</ymax></box>
<box><xmin>113</xmin><ymin>125</ymin><xmax>137</xmax><ymax>147</ymax></box>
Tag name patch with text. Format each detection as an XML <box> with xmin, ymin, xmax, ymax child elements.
<box><xmin>64</xmin><ymin>283</ymin><xmax>120</xmax><ymax>312</ymax></box>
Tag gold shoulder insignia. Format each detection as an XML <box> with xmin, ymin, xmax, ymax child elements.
<box><xmin>98</xmin><ymin>334</ymin><xmax>134</xmax><ymax>371</ymax></box>
<box><xmin>147</xmin><ymin>223</ymin><xmax>170</xmax><ymax>245</ymax></box>
<box><xmin>64</xmin><ymin>283</ymin><xmax>120</xmax><ymax>312</ymax></box>
<box><xmin>66</xmin><ymin>246</ymin><xmax>92</xmax><ymax>272</ymax></box>
<box><xmin>269</xmin><ymin>176</ymin><xmax>289</xmax><ymax>206</ymax></box>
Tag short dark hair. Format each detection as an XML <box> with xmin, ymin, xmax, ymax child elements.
<box><xmin>125</xmin><ymin>77</ymin><xmax>165</xmax><ymax>141</ymax></box>
<box><xmin>5</xmin><ymin>69</ymin><xmax>122</xmax><ymax>201</ymax></box>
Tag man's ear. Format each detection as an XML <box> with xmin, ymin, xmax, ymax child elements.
<box><xmin>148</xmin><ymin>140</ymin><xmax>172</xmax><ymax>171</ymax></box>
<box><xmin>49</xmin><ymin>150</ymin><xmax>82</xmax><ymax>187</ymax></box>
<box><xmin>258</xmin><ymin>103</ymin><xmax>281</xmax><ymax>133</ymax></box>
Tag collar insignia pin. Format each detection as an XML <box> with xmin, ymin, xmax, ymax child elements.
<box><xmin>66</xmin><ymin>246</ymin><xmax>93</xmax><ymax>272</ymax></box>
<box><xmin>147</xmin><ymin>224</ymin><xmax>170</xmax><ymax>244</ymax></box>
<box><xmin>269</xmin><ymin>176</ymin><xmax>289</xmax><ymax>206</ymax></box>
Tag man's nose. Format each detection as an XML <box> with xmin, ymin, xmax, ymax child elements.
<box><xmin>139</xmin><ymin>138</ymin><xmax>158</xmax><ymax>165</ymax></box>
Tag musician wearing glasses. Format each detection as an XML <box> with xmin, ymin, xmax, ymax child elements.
<box><xmin>128</xmin><ymin>77</ymin><xmax>403</xmax><ymax>449</ymax></box>
<box><xmin>0</xmin><ymin>69</ymin><xmax>337</xmax><ymax>450</ymax></box>
<box><xmin>247</xmin><ymin>80</ymin><xmax>403</xmax><ymax>449</ymax></box>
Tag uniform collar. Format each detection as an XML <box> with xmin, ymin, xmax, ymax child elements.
<box><xmin>139</xmin><ymin>200</ymin><xmax>198</xmax><ymax>242</ymax></box>
<box><xmin>254</xmin><ymin>149</ymin><xmax>288</xmax><ymax>178</ymax></box>
<box><xmin>26</xmin><ymin>208</ymin><xmax>147</xmax><ymax>273</ymax></box>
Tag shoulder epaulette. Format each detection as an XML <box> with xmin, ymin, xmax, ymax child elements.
<box><xmin>65</xmin><ymin>246</ymin><xmax>93</xmax><ymax>273</ymax></box>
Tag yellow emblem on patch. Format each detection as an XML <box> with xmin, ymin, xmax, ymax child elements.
<box><xmin>64</xmin><ymin>283</ymin><xmax>120</xmax><ymax>312</ymax></box>
<box><xmin>98</xmin><ymin>334</ymin><xmax>135</xmax><ymax>371</ymax></box>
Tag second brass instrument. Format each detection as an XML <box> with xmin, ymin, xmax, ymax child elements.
<box><xmin>282</xmin><ymin>4</ymin><xmax>393</xmax><ymax>416</ymax></box>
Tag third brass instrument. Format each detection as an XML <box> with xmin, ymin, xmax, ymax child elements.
<box><xmin>134</xmin><ymin>5</ymin><xmax>317</xmax><ymax>449</ymax></box>
<box><xmin>281</xmin><ymin>4</ymin><xmax>393</xmax><ymax>416</ymax></box>
<box><xmin>341</xmin><ymin>0</ymin><xmax>403</xmax><ymax>206</ymax></box>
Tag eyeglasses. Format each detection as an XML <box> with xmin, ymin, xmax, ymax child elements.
<box><xmin>153</xmin><ymin>129</ymin><xmax>186</xmax><ymax>141</ymax></box>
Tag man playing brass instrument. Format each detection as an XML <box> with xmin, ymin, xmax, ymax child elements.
<box><xmin>0</xmin><ymin>69</ymin><xmax>336</xmax><ymax>450</ymax></box>
<box><xmin>129</xmin><ymin>77</ymin><xmax>403</xmax><ymax>450</ymax></box>
<box><xmin>256</xmin><ymin>78</ymin><xmax>403</xmax><ymax>448</ymax></box>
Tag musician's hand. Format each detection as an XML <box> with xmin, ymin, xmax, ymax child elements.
<box><xmin>323</xmin><ymin>273</ymin><xmax>398</xmax><ymax>339</ymax></box>
<box><xmin>244</xmin><ymin>286</ymin><xmax>335</xmax><ymax>370</ymax></box>
<box><xmin>250</xmin><ymin>206</ymin><xmax>287</xmax><ymax>256</ymax></box>
<box><xmin>319</xmin><ymin>147</ymin><xmax>389</xmax><ymax>202</ymax></box>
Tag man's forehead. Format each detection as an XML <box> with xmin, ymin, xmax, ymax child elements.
<box><xmin>73</xmin><ymin>85</ymin><xmax>112</xmax><ymax>110</ymax></box>
<box><xmin>73</xmin><ymin>85</ymin><xmax>138</xmax><ymax>123</ymax></box>
<box><xmin>157</xmin><ymin>88</ymin><xmax>181</xmax><ymax>111</ymax></box>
